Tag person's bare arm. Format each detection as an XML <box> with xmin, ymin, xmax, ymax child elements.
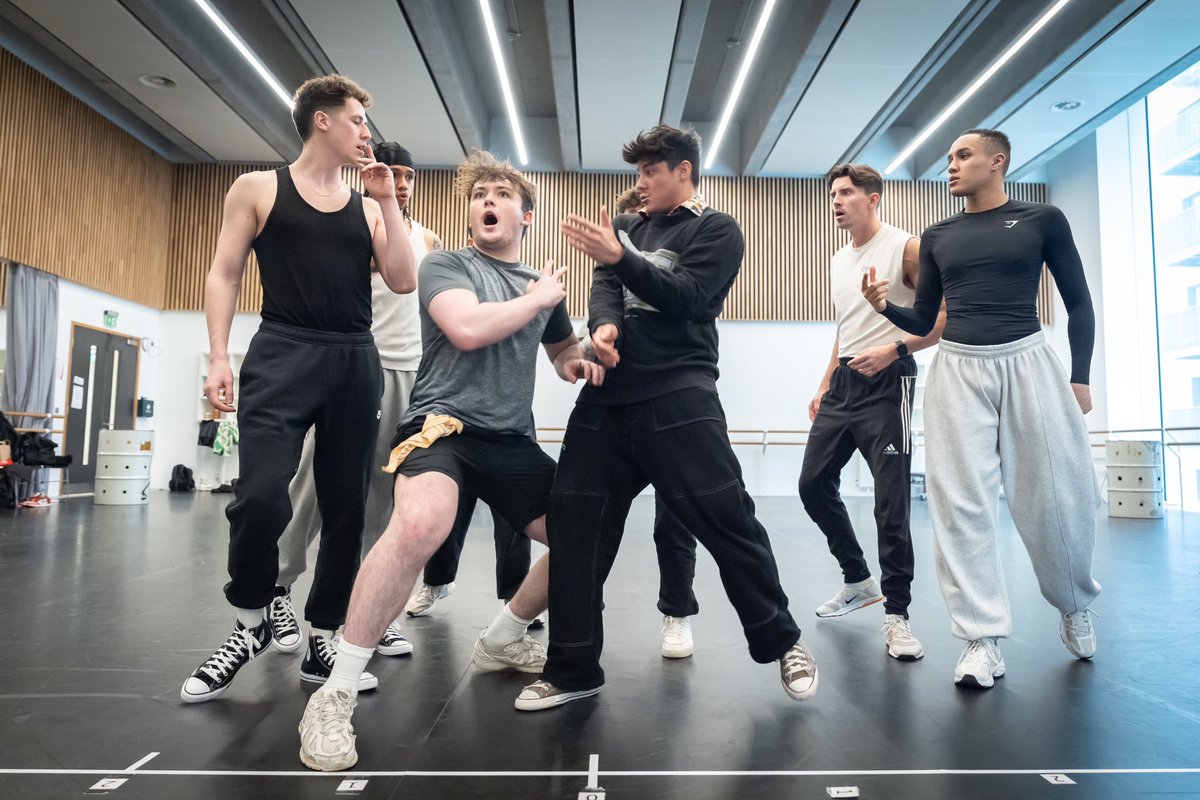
<box><xmin>203</xmin><ymin>172</ymin><xmax>265</xmax><ymax>412</ymax></box>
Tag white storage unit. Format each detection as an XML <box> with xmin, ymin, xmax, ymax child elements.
<box><xmin>95</xmin><ymin>430</ymin><xmax>154</xmax><ymax>505</ymax></box>
<box><xmin>1106</xmin><ymin>440</ymin><xmax>1165</xmax><ymax>518</ymax></box>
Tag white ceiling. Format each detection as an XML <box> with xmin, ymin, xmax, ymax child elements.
<box><xmin>1</xmin><ymin>0</ymin><xmax>1197</xmax><ymax>178</ymax></box>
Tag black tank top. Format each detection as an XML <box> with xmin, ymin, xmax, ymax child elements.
<box><xmin>253</xmin><ymin>167</ymin><xmax>373</xmax><ymax>333</ymax></box>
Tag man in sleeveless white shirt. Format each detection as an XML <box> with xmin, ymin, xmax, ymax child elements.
<box><xmin>798</xmin><ymin>163</ymin><xmax>945</xmax><ymax>660</ymax></box>
<box><xmin>268</xmin><ymin>142</ymin><xmax>442</xmax><ymax>676</ymax></box>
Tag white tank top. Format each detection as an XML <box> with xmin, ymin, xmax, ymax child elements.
<box><xmin>371</xmin><ymin>220</ymin><xmax>429</xmax><ymax>370</ymax></box>
<box><xmin>831</xmin><ymin>223</ymin><xmax>917</xmax><ymax>358</ymax></box>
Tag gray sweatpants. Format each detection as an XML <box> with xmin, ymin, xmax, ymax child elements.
<box><xmin>277</xmin><ymin>369</ymin><xmax>416</xmax><ymax>590</ymax></box>
<box><xmin>924</xmin><ymin>332</ymin><xmax>1101</xmax><ymax>642</ymax></box>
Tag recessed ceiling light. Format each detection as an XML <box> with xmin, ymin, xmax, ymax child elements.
<box><xmin>704</xmin><ymin>0</ymin><xmax>778</xmax><ymax>171</ymax></box>
<box><xmin>190</xmin><ymin>0</ymin><xmax>292</xmax><ymax>108</ymax></box>
<box><xmin>480</xmin><ymin>0</ymin><xmax>528</xmax><ymax>164</ymax></box>
<box><xmin>137</xmin><ymin>74</ymin><xmax>176</xmax><ymax>90</ymax></box>
<box><xmin>1050</xmin><ymin>99</ymin><xmax>1084</xmax><ymax>112</ymax></box>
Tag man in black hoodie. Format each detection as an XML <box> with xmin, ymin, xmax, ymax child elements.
<box><xmin>516</xmin><ymin>125</ymin><xmax>816</xmax><ymax>711</ymax></box>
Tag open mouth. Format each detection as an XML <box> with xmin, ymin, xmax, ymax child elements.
<box><xmin>482</xmin><ymin>210</ymin><xmax>499</xmax><ymax>226</ymax></box>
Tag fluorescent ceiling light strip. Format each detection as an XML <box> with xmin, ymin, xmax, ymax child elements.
<box><xmin>884</xmin><ymin>0</ymin><xmax>1073</xmax><ymax>175</ymax></box>
<box><xmin>191</xmin><ymin>0</ymin><xmax>293</xmax><ymax>108</ymax></box>
<box><xmin>704</xmin><ymin>0</ymin><xmax>778</xmax><ymax>171</ymax></box>
<box><xmin>480</xmin><ymin>0</ymin><xmax>528</xmax><ymax>165</ymax></box>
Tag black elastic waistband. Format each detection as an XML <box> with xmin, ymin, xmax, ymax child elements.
<box><xmin>258</xmin><ymin>320</ymin><xmax>375</xmax><ymax>347</ymax></box>
<box><xmin>838</xmin><ymin>354</ymin><xmax>915</xmax><ymax>367</ymax></box>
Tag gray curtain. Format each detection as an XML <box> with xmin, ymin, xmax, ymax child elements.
<box><xmin>2</xmin><ymin>262</ymin><xmax>59</xmax><ymax>492</ymax></box>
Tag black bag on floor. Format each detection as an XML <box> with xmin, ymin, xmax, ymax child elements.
<box><xmin>169</xmin><ymin>464</ymin><xmax>195</xmax><ymax>492</ymax></box>
<box><xmin>17</xmin><ymin>433</ymin><xmax>60</xmax><ymax>467</ymax></box>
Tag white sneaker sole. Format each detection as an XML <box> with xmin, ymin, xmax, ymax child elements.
<box><xmin>299</xmin><ymin>745</ymin><xmax>357</xmax><ymax>772</ymax></box>
<box><xmin>887</xmin><ymin>645</ymin><xmax>925</xmax><ymax>661</ymax></box>
<box><xmin>815</xmin><ymin>595</ymin><xmax>883</xmax><ymax>618</ymax></box>
<box><xmin>272</xmin><ymin>633</ymin><xmax>304</xmax><ymax>654</ymax></box>
<box><xmin>300</xmin><ymin>671</ymin><xmax>379</xmax><ymax>692</ymax></box>
<box><xmin>662</xmin><ymin>643</ymin><xmax>694</xmax><ymax>659</ymax></box>
<box><xmin>955</xmin><ymin>662</ymin><xmax>1006</xmax><ymax>689</ymax></box>
<box><xmin>376</xmin><ymin>640</ymin><xmax>414</xmax><ymax>657</ymax></box>
<box><xmin>514</xmin><ymin>686</ymin><xmax>601</xmax><ymax>711</ymax></box>
<box><xmin>783</xmin><ymin>670</ymin><xmax>819</xmax><ymax>701</ymax></box>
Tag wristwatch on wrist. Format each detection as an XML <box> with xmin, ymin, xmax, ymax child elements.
<box><xmin>894</xmin><ymin>340</ymin><xmax>909</xmax><ymax>359</ymax></box>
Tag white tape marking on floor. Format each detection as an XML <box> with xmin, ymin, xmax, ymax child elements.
<box><xmin>124</xmin><ymin>753</ymin><xmax>159</xmax><ymax>772</ymax></box>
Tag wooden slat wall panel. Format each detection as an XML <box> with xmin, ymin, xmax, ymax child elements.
<box><xmin>165</xmin><ymin>168</ymin><xmax>1051</xmax><ymax>321</ymax></box>
<box><xmin>0</xmin><ymin>48</ymin><xmax>172</xmax><ymax>308</ymax></box>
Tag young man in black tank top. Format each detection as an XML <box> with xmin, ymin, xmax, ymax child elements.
<box><xmin>863</xmin><ymin>129</ymin><xmax>1101</xmax><ymax>689</ymax></box>
<box><xmin>181</xmin><ymin>75</ymin><xmax>417</xmax><ymax>703</ymax></box>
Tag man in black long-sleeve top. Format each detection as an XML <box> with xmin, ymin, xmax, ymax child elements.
<box><xmin>514</xmin><ymin>125</ymin><xmax>816</xmax><ymax>711</ymax></box>
<box><xmin>862</xmin><ymin>128</ymin><xmax>1101</xmax><ymax>690</ymax></box>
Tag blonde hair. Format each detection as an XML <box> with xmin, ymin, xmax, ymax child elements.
<box><xmin>454</xmin><ymin>149</ymin><xmax>537</xmax><ymax>212</ymax></box>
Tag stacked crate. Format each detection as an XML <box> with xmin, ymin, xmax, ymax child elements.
<box><xmin>1105</xmin><ymin>440</ymin><xmax>1164</xmax><ymax>518</ymax></box>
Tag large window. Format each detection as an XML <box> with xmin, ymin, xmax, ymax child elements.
<box><xmin>1148</xmin><ymin>63</ymin><xmax>1200</xmax><ymax>506</ymax></box>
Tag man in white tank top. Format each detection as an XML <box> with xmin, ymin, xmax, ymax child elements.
<box><xmin>798</xmin><ymin>163</ymin><xmax>945</xmax><ymax>661</ymax></box>
<box><xmin>269</xmin><ymin>143</ymin><xmax>442</xmax><ymax>677</ymax></box>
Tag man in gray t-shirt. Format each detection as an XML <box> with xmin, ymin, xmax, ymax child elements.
<box><xmin>299</xmin><ymin>150</ymin><xmax>604</xmax><ymax>773</ymax></box>
<box><xmin>404</xmin><ymin>246</ymin><xmax>572</xmax><ymax>436</ymax></box>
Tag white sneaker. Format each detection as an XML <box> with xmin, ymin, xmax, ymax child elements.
<box><xmin>1060</xmin><ymin>609</ymin><xmax>1097</xmax><ymax>659</ymax></box>
<box><xmin>780</xmin><ymin>638</ymin><xmax>819</xmax><ymax>700</ymax></box>
<box><xmin>954</xmin><ymin>638</ymin><xmax>1005</xmax><ymax>689</ymax></box>
<box><xmin>661</xmin><ymin>615</ymin><xmax>694</xmax><ymax>659</ymax></box>
<box><xmin>298</xmin><ymin>685</ymin><xmax>358</xmax><ymax>771</ymax></box>
<box><xmin>882</xmin><ymin>614</ymin><xmax>924</xmax><ymax>661</ymax></box>
<box><xmin>815</xmin><ymin>577</ymin><xmax>883</xmax><ymax>618</ymax></box>
<box><xmin>405</xmin><ymin>582</ymin><xmax>455</xmax><ymax>617</ymax></box>
<box><xmin>472</xmin><ymin>630</ymin><xmax>547</xmax><ymax>673</ymax></box>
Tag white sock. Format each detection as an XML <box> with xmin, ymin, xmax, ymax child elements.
<box><xmin>236</xmin><ymin>607</ymin><xmax>264</xmax><ymax>629</ymax></box>
<box><xmin>325</xmin><ymin>638</ymin><xmax>375</xmax><ymax>697</ymax></box>
<box><xmin>483</xmin><ymin>604</ymin><xmax>533</xmax><ymax>650</ymax></box>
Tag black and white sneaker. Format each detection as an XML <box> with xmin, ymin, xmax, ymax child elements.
<box><xmin>300</xmin><ymin>634</ymin><xmax>379</xmax><ymax>692</ymax></box>
<box><xmin>376</xmin><ymin>621</ymin><xmax>414</xmax><ymax>657</ymax></box>
<box><xmin>180</xmin><ymin>619</ymin><xmax>272</xmax><ymax>703</ymax></box>
<box><xmin>269</xmin><ymin>587</ymin><xmax>303</xmax><ymax>654</ymax></box>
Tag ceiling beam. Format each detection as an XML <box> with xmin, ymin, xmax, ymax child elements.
<box><xmin>660</xmin><ymin>0</ymin><xmax>709</xmax><ymax>128</ymax></box>
<box><xmin>400</xmin><ymin>0</ymin><xmax>487</xmax><ymax>155</ymax></box>
<box><xmin>543</xmin><ymin>0</ymin><xmax>578</xmax><ymax>170</ymax></box>
<box><xmin>739</xmin><ymin>0</ymin><xmax>856</xmax><ymax>176</ymax></box>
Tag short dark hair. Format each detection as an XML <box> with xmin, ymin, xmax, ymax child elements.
<box><xmin>825</xmin><ymin>163</ymin><xmax>883</xmax><ymax>197</ymax></box>
<box><xmin>291</xmin><ymin>74</ymin><xmax>372</xmax><ymax>141</ymax></box>
<box><xmin>615</xmin><ymin>187</ymin><xmax>642</xmax><ymax>214</ymax></box>
<box><xmin>622</xmin><ymin>125</ymin><xmax>702</xmax><ymax>187</ymax></box>
<box><xmin>961</xmin><ymin>128</ymin><xmax>1011</xmax><ymax>175</ymax></box>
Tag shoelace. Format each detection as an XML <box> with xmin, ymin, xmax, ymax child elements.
<box><xmin>315</xmin><ymin>690</ymin><xmax>355</xmax><ymax>728</ymax></box>
<box><xmin>522</xmin><ymin>680</ymin><xmax>553</xmax><ymax>696</ymax></box>
<box><xmin>883</xmin><ymin>617</ymin><xmax>912</xmax><ymax>640</ymax></box>
<box><xmin>961</xmin><ymin>638</ymin><xmax>996</xmax><ymax>667</ymax></box>
<box><xmin>270</xmin><ymin>594</ymin><xmax>298</xmax><ymax>632</ymax></box>
<box><xmin>313</xmin><ymin>635</ymin><xmax>339</xmax><ymax>665</ymax></box>
<box><xmin>663</xmin><ymin>617</ymin><xmax>686</xmax><ymax>638</ymax></box>
<box><xmin>504</xmin><ymin>636</ymin><xmax>546</xmax><ymax>662</ymax></box>
<box><xmin>1064</xmin><ymin>610</ymin><xmax>1096</xmax><ymax>637</ymax></box>
<box><xmin>782</xmin><ymin>645</ymin><xmax>811</xmax><ymax>673</ymax></box>
<box><xmin>382</xmin><ymin>622</ymin><xmax>405</xmax><ymax>642</ymax></box>
<box><xmin>199</xmin><ymin>626</ymin><xmax>260</xmax><ymax>681</ymax></box>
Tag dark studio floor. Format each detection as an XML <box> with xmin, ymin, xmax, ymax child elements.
<box><xmin>0</xmin><ymin>491</ymin><xmax>1197</xmax><ymax>800</ymax></box>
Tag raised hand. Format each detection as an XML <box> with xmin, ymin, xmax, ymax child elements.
<box><xmin>560</xmin><ymin>206</ymin><xmax>623</xmax><ymax>265</ymax></box>
<box><xmin>525</xmin><ymin>259</ymin><xmax>569</xmax><ymax>309</ymax></box>
<box><xmin>359</xmin><ymin>143</ymin><xmax>396</xmax><ymax>200</ymax></box>
<box><xmin>861</xmin><ymin>265</ymin><xmax>890</xmax><ymax>312</ymax></box>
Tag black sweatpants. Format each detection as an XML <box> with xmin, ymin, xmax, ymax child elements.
<box><xmin>798</xmin><ymin>355</ymin><xmax>916</xmax><ymax>616</ymax></box>
<box><xmin>422</xmin><ymin>495</ymin><xmax>532</xmax><ymax>601</ymax></box>
<box><xmin>223</xmin><ymin>321</ymin><xmax>382</xmax><ymax>629</ymax></box>
<box><xmin>543</xmin><ymin>387</ymin><xmax>801</xmax><ymax>692</ymax></box>
<box><xmin>653</xmin><ymin>495</ymin><xmax>699</xmax><ymax>618</ymax></box>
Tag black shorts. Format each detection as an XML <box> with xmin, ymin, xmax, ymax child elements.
<box><xmin>391</xmin><ymin>420</ymin><xmax>556</xmax><ymax>531</ymax></box>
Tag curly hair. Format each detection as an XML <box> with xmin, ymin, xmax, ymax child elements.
<box><xmin>453</xmin><ymin>149</ymin><xmax>537</xmax><ymax>212</ymax></box>
<box><xmin>621</xmin><ymin>125</ymin><xmax>702</xmax><ymax>187</ymax></box>
<box><xmin>615</xmin><ymin>187</ymin><xmax>642</xmax><ymax>214</ymax></box>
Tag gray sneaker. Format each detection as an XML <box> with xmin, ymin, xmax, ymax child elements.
<box><xmin>298</xmin><ymin>685</ymin><xmax>357</xmax><ymax>772</ymax></box>
<box><xmin>514</xmin><ymin>680</ymin><xmax>601</xmax><ymax>711</ymax></box>
<box><xmin>780</xmin><ymin>638</ymin><xmax>819</xmax><ymax>700</ymax></box>
<box><xmin>1060</xmin><ymin>609</ymin><xmax>1097</xmax><ymax>659</ymax></box>
<box><xmin>815</xmin><ymin>577</ymin><xmax>883</xmax><ymax>618</ymax></box>
<box><xmin>472</xmin><ymin>630</ymin><xmax>547</xmax><ymax>673</ymax></box>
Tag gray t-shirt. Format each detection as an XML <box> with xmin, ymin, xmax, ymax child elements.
<box><xmin>403</xmin><ymin>247</ymin><xmax>573</xmax><ymax>436</ymax></box>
